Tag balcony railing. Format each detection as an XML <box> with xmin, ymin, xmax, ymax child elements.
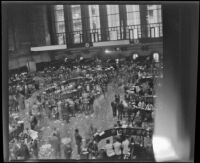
<box><xmin>56</xmin><ymin>33</ymin><xmax>66</xmax><ymax>45</ymax></box>
<box><xmin>58</xmin><ymin>23</ymin><xmax>162</xmax><ymax>45</ymax></box>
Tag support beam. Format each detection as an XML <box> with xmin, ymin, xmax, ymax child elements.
<box><xmin>64</xmin><ymin>5</ymin><xmax>73</xmax><ymax>47</ymax></box>
<box><xmin>140</xmin><ymin>5</ymin><xmax>148</xmax><ymax>38</ymax></box>
<box><xmin>81</xmin><ymin>5</ymin><xmax>91</xmax><ymax>43</ymax></box>
<box><xmin>119</xmin><ymin>5</ymin><xmax>127</xmax><ymax>40</ymax></box>
<box><xmin>47</xmin><ymin>5</ymin><xmax>58</xmax><ymax>45</ymax></box>
<box><xmin>99</xmin><ymin>5</ymin><xmax>108</xmax><ymax>41</ymax></box>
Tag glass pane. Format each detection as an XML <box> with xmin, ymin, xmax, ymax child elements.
<box><xmin>147</xmin><ymin>5</ymin><xmax>162</xmax><ymax>24</ymax></box>
<box><xmin>109</xmin><ymin>31</ymin><xmax>118</xmax><ymax>40</ymax></box>
<box><xmin>89</xmin><ymin>5</ymin><xmax>100</xmax><ymax>30</ymax></box>
<box><xmin>126</xmin><ymin>5</ymin><xmax>140</xmax><ymax>12</ymax></box>
<box><xmin>55</xmin><ymin>5</ymin><xmax>64</xmax><ymax>10</ymax></box>
<box><xmin>71</xmin><ymin>5</ymin><xmax>82</xmax><ymax>32</ymax></box>
<box><xmin>89</xmin><ymin>5</ymin><xmax>100</xmax><ymax>17</ymax></box>
<box><xmin>55</xmin><ymin>10</ymin><xmax>64</xmax><ymax>21</ymax></box>
<box><xmin>147</xmin><ymin>5</ymin><xmax>162</xmax><ymax>37</ymax></box>
<box><xmin>127</xmin><ymin>12</ymin><xmax>140</xmax><ymax>25</ymax></box>
<box><xmin>107</xmin><ymin>5</ymin><xmax>119</xmax><ymax>14</ymax></box>
<box><xmin>108</xmin><ymin>14</ymin><xmax>120</xmax><ymax>27</ymax></box>
<box><xmin>133</xmin><ymin>28</ymin><xmax>138</xmax><ymax>39</ymax></box>
<box><xmin>72</xmin><ymin>19</ymin><xmax>82</xmax><ymax>31</ymax></box>
<box><xmin>55</xmin><ymin>22</ymin><xmax>65</xmax><ymax>33</ymax></box>
<box><xmin>74</xmin><ymin>33</ymin><xmax>81</xmax><ymax>43</ymax></box>
<box><xmin>71</xmin><ymin>5</ymin><xmax>81</xmax><ymax>19</ymax></box>
<box><xmin>155</xmin><ymin>27</ymin><xmax>159</xmax><ymax>37</ymax></box>
<box><xmin>151</xmin><ymin>28</ymin><xmax>155</xmax><ymax>38</ymax></box>
<box><xmin>57</xmin><ymin>34</ymin><xmax>65</xmax><ymax>45</ymax></box>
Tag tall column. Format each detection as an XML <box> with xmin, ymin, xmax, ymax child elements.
<box><xmin>81</xmin><ymin>5</ymin><xmax>91</xmax><ymax>43</ymax></box>
<box><xmin>139</xmin><ymin>5</ymin><xmax>148</xmax><ymax>38</ymax></box>
<box><xmin>43</xmin><ymin>6</ymin><xmax>51</xmax><ymax>45</ymax></box>
<box><xmin>64</xmin><ymin>5</ymin><xmax>73</xmax><ymax>47</ymax></box>
<box><xmin>47</xmin><ymin>5</ymin><xmax>58</xmax><ymax>45</ymax></box>
<box><xmin>99</xmin><ymin>5</ymin><xmax>108</xmax><ymax>41</ymax></box>
<box><xmin>119</xmin><ymin>5</ymin><xmax>127</xmax><ymax>40</ymax></box>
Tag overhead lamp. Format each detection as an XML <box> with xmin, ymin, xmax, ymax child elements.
<box><xmin>105</xmin><ymin>49</ymin><xmax>110</xmax><ymax>54</ymax></box>
<box><xmin>133</xmin><ymin>53</ymin><xmax>139</xmax><ymax>60</ymax></box>
<box><xmin>116</xmin><ymin>47</ymin><xmax>120</xmax><ymax>51</ymax></box>
<box><xmin>153</xmin><ymin>52</ymin><xmax>159</xmax><ymax>62</ymax></box>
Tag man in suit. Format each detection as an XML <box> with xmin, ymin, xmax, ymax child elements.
<box><xmin>74</xmin><ymin>129</ymin><xmax>82</xmax><ymax>155</ymax></box>
<box><xmin>117</xmin><ymin>101</ymin><xmax>124</xmax><ymax>120</ymax></box>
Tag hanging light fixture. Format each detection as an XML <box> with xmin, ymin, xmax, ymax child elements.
<box><xmin>133</xmin><ymin>53</ymin><xmax>139</xmax><ymax>60</ymax></box>
<box><xmin>153</xmin><ymin>52</ymin><xmax>159</xmax><ymax>62</ymax></box>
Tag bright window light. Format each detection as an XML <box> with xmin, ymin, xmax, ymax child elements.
<box><xmin>105</xmin><ymin>49</ymin><xmax>110</xmax><ymax>53</ymax></box>
<box><xmin>153</xmin><ymin>136</ymin><xmax>178</xmax><ymax>162</ymax></box>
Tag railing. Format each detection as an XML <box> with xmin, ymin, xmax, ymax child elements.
<box><xmin>60</xmin><ymin>23</ymin><xmax>162</xmax><ymax>45</ymax></box>
<box><xmin>56</xmin><ymin>33</ymin><xmax>66</xmax><ymax>45</ymax></box>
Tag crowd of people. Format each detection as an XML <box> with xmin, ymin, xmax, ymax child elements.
<box><xmin>8</xmin><ymin>56</ymin><xmax>162</xmax><ymax>160</ymax></box>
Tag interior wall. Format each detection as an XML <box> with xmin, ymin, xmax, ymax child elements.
<box><xmin>9</xmin><ymin>53</ymin><xmax>51</xmax><ymax>70</ymax></box>
<box><xmin>7</xmin><ymin>4</ymin><xmax>50</xmax><ymax>56</ymax></box>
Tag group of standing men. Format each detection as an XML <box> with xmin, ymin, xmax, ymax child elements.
<box><xmin>111</xmin><ymin>94</ymin><xmax>124</xmax><ymax>120</ymax></box>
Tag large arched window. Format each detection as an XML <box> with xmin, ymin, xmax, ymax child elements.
<box><xmin>54</xmin><ymin>5</ymin><xmax>66</xmax><ymax>45</ymax></box>
<box><xmin>106</xmin><ymin>5</ymin><xmax>120</xmax><ymax>40</ymax></box>
<box><xmin>88</xmin><ymin>5</ymin><xmax>101</xmax><ymax>42</ymax></box>
<box><xmin>147</xmin><ymin>5</ymin><xmax>162</xmax><ymax>38</ymax></box>
<box><xmin>71</xmin><ymin>5</ymin><xmax>83</xmax><ymax>44</ymax></box>
<box><xmin>126</xmin><ymin>5</ymin><xmax>141</xmax><ymax>39</ymax></box>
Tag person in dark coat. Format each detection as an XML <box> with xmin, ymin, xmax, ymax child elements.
<box><xmin>88</xmin><ymin>140</ymin><xmax>98</xmax><ymax>159</ymax></box>
<box><xmin>64</xmin><ymin>144</ymin><xmax>72</xmax><ymax>159</ymax></box>
<box><xmin>115</xmin><ymin>95</ymin><xmax>120</xmax><ymax>104</ymax></box>
<box><xmin>50</xmin><ymin>133</ymin><xmax>61</xmax><ymax>159</ymax></box>
<box><xmin>89</xmin><ymin>95</ymin><xmax>95</xmax><ymax>113</ymax></box>
<box><xmin>30</xmin><ymin>139</ymin><xmax>38</xmax><ymax>159</ymax></box>
<box><xmin>74</xmin><ymin>129</ymin><xmax>82</xmax><ymax>155</ymax></box>
<box><xmin>20</xmin><ymin>140</ymin><xmax>30</xmax><ymax>160</ymax></box>
<box><xmin>111</xmin><ymin>101</ymin><xmax>117</xmax><ymax>117</ymax></box>
<box><xmin>117</xmin><ymin>101</ymin><xmax>124</xmax><ymax>120</ymax></box>
<box><xmin>30</xmin><ymin>113</ymin><xmax>37</xmax><ymax>130</ymax></box>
